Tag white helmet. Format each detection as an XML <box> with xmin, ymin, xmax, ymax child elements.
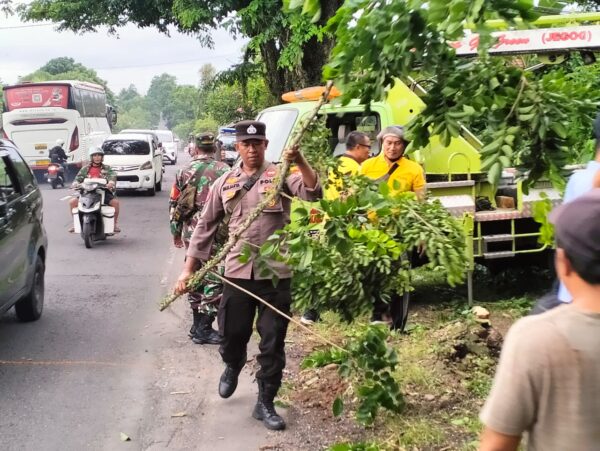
<box><xmin>56</xmin><ymin>138</ymin><xmax>65</xmax><ymax>146</ymax></box>
<box><xmin>88</xmin><ymin>146</ymin><xmax>104</xmax><ymax>158</ymax></box>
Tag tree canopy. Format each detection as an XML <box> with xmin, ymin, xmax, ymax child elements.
<box><xmin>16</xmin><ymin>0</ymin><xmax>343</xmax><ymax>98</ymax></box>
<box><xmin>18</xmin><ymin>57</ymin><xmax>115</xmax><ymax>104</ymax></box>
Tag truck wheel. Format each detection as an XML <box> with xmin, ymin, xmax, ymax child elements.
<box><xmin>15</xmin><ymin>255</ymin><xmax>45</xmax><ymax>322</ymax></box>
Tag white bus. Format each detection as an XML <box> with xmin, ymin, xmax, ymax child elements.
<box><xmin>1</xmin><ymin>80</ymin><xmax>116</xmax><ymax>177</ymax></box>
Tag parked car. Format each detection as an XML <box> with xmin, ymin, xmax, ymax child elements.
<box><xmin>153</xmin><ymin>129</ymin><xmax>178</xmax><ymax>165</ymax></box>
<box><xmin>0</xmin><ymin>139</ymin><xmax>47</xmax><ymax>321</ymax></box>
<box><xmin>101</xmin><ymin>133</ymin><xmax>164</xmax><ymax>196</ymax></box>
<box><xmin>217</xmin><ymin>127</ymin><xmax>238</xmax><ymax>166</ymax></box>
<box><xmin>120</xmin><ymin>128</ymin><xmax>174</xmax><ymax>164</ymax></box>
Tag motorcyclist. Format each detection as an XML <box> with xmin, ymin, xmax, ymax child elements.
<box><xmin>49</xmin><ymin>138</ymin><xmax>68</xmax><ymax>177</ymax></box>
<box><xmin>68</xmin><ymin>146</ymin><xmax>121</xmax><ymax>233</ymax></box>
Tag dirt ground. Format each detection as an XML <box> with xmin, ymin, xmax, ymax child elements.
<box><xmin>146</xmin><ymin>264</ymin><xmax>549</xmax><ymax>450</ymax></box>
<box><xmin>264</xmin><ymin>265</ymin><xmax>551</xmax><ymax>451</ymax></box>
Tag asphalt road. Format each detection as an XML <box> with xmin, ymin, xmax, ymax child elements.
<box><xmin>0</xmin><ymin>154</ymin><xmax>276</xmax><ymax>450</ymax></box>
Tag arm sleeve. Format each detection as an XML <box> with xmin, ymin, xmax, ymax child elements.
<box><xmin>413</xmin><ymin>167</ymin><xmax>426</xmax><ymax>191</ymax></box>
<box><xmin>479</xmin><ymin>319</ymin><xmax>541</xmax><ymax>436</ymax></box>
<box><xmin>105</xmin><ymin>166</ymin><xmax>117</xmax><ymax>184</ymax></box>
<box><xmin>563</xmin><ymin>175</ymin><xmax>577</xmax><ymax>203</ymax></box>
<box><xmin>75</xmin><ymin>167</ymin><xmax>86</xmax><ymax>183</ymax></box>
<box><xmin>169</xmin><ymin>171</ymin><xmax>183</xmax><ymax>237</ymax></box>
<box><xmin>186</xmin><ymin>175</ymin><xmax>226</xmax><ymax>261</ymax></box>
<box><xmin>285</xmin><ymin>172</ymin><xmax>322</xmax><ymax>201</ymax></box>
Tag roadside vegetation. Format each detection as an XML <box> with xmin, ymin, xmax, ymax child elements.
<box><xmin>278</xmin><ymin>264</ymin><xmax>552</xmax><ymax>450</ymax></box>
<box><xmin>6</xmin><ymin>0</ymin><xmax>600</xmax><ymax>448</ymax></box>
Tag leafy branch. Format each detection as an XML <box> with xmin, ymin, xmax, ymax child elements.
<box><xmin>159</xmin><ymin>81</ymin><xmax>335</xmax><ymax>311</ymax></box>
<box><xmin>303</xmin><ymin>325</ymin><xmax>404</xmax><ymax>426</ymax></box>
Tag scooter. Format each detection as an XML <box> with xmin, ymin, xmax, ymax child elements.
<box><xmin>71</xmin><ymin>178</ymin><xmax>115</xmax><ymax>249</ymax></box>
<box><xmin>45</xmin><ymin>163</ymin><xmax>65</xmax><ymax>189</ymax></box>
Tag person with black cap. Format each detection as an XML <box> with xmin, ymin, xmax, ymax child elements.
<box><xmin>479</xmin><ymin>190</ymin><xmax>600</xmax><ymax>450</ymax></box>
<box><xmin>174</xmin><ymin>120</ymin><xmax>322</xmax><ymax>430</ymax></box>
<box><xmin>169</xmin><ymin>132</ymin><xmax>230</xmax><ymax>344</ymax></box>
<box><xmin>360</xmin><ymin>125</ymin><xmax>426</xmax><ymax>201</ymax></box>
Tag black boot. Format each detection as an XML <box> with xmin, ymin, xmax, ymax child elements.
<box><xmin>188</xmin><ymin>310</ymin><xmax>202</xmax><ymax>338</ymax></box>
<box><xmin>252</xmin><ymin>380</ymin><xmax>286</xmax><ymax>431</ymax></box>
<box><xmin>218</xmin><ymin>355</ymin><xmax>246</xmax><ymax>399</ymax></box>
<box><xmin>192</xmin><ymin>313</ymin><xmax>222</xmax><ymax>345</ymax></box>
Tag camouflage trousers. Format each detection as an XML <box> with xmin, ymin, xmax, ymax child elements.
<box><xmin>187</xmin><ymin>264</ymin><xmax>224</xmax><ymax>315</ymax></box>
<box><xmin>184</xmin><ymin>231</ymin><xmax>223</xmax><ymax>316</ymax></box>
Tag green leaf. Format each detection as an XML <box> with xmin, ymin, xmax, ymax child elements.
<box><xmin>332</xmin><ymin>397</ymin><xmax>344</xmax><ymax>417</ymax></box>
<box><xmin>499</xmin><ymin>155</ymin><xmax>511</xmax><ymax>167</ymax></box>
<box><xmin>550</xmin><ymin>122</ymin><xmax>567</xmax><ymax>139</ymax></box>
<box><xmin>487</xmin><ymin>161</ymin><xmax>502</xmax><ymax>186</ymax></box>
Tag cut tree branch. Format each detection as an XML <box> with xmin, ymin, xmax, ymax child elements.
<box><xmin>159</xmin><ymin>81</ymin><xmax>335</xmax><ymax>311</ymax></box>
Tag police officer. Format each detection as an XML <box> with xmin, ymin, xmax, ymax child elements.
<box><xmin>169</xmin><ymin>133</ymin><xmax>230</xmax><ymax>344</ymax></box>
<box><xmin>174</xmin><ymin>120</ymin><xmax>321</xmax><ymax>430</ymax></box>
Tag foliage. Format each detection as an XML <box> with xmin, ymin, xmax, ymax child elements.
<box><xmin>17</xmin><ymin>0</ymin><xmax>342</xmax><ymax>97</ymax></box>
<box><xmin>193</xmin><ymin>115</ymin><xmax>220</xmax><ymax>135</ymax></box>
<box><xmin>254</xmin><ymin>154</ymin><xmax>467</xmax><ymax>322</ymax></box>
<box><xmin>19</xmin><ymin>57</ymin><xmax>115</xmax><ymax>104</ymax></box>
<box><xmin>303</xmin><ymin>325</ymin><xmax>404</xmax><ymax>426</ymax></box>
<box><xmin>146</xmin><ymin>74</ymin><xmax>178</xmax><ymax>128</ymax></box>
<box><xmin>317</xmin><ymin>1</ymin><xmax>600</xmax><ymax>189</ymax></box>
<box><xmin>113</xmin><ymin>105</ymin><xmax>153</xmax><ymax>132</ymax></box>
<box><xmin>531</xmin><ymin>193</ymin><xmax>555</xmax><ymax>246</ymax></box>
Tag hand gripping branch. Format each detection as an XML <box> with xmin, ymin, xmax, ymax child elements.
<box><xmin>159</xmin><ymin>81</ymin><xmax>335</xmax><ymax>313</ymax></box>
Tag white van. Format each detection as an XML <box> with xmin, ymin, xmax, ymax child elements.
<box><xmin>153</xmin><ymin>129</ymin><xmax>178</xmax><ymax>165</ymax></box>
<box><xmin>101</xmin><ymin>133</ymin><xmax>163</xmax><ymax>196</ymax></box>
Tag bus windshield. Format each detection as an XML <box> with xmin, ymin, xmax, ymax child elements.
<box><xmin>102</xmin><ymin>140</ymin><xmax>150</xmax><ymax>155</ymax></box>
<box><xmin>4</xmin><ymin>85</ymin><xmax>69</xmax><ymax>111</ymax></box>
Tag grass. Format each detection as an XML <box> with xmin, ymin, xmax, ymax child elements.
<box><xmin>286</xmin><ymin>263</ymin><xmax>553</xmax><ymax>450</ymax></box>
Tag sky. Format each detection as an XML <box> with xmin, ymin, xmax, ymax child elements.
<box><xmin>0</xmin><ymin>12</ymin><xmax>248</xmax><ymax>94</ymax></box>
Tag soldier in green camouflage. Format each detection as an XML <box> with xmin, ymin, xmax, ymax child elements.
<box><xmin>169</xmin><ymin>133</ymin><xmax>230</xmax><ymax>344</ymax></box>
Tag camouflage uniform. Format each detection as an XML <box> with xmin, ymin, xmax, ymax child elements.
<box><xmin>74</xmin><ymin>163</ymin><xmax>118</xmax><ymax>204</ymax></box>
<box><xmin>169</xmin><ymin>154</ymin><xmax>229</xmax><ymax>315</ymax></box>
<box><xmin>74</xmin><ymin>163</ymin><xmax>117</xmax><ymax>185</ymax></box>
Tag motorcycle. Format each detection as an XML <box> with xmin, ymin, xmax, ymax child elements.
<box><xmin>45</xmin><ymin>163</ymin><xmax>65</xmax><ymax>189</ymax></box>
<box><xmin>71</xmin><ymin>178</ymin><xmax>116</xmax><ymax>248</ymax></box>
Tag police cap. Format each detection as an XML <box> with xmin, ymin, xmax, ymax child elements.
<box><xmin>235</xmin><ymin>120</ymin><xmax>267</xmax><ymax>141</ymax></box>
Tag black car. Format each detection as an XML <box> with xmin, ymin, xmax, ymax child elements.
<box><xmin>0</xmin><ymin>139</ymin><xmax>47</xmax><ymax>321</ymax></box>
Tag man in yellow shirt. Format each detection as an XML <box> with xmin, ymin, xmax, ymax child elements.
<box><xmin>325</xmin><ymin>131</ymin><xmax>372</xmax><ymax>200</ymax></box>
<box><xmin>361</xmin><ymin>126</ymin><xmax>426</xmax><ymax>329</ymax></box>
<box><xmin>360</xmin><ymin>126</ymin><xmax>426</xmax><ymax>201</ymax></box>
<box><xmin>302</xmin><ymin>131</ymin><xmax>373</xmax><ymax>326</ymax></box>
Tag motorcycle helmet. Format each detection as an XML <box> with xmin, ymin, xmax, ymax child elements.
<box><xmin>89</xmin><ymin>146</ymin><xmax>104</xmax><ymax>158</ymax></box>
<box><xmin>55</xmin><ymin>138</ymin><xmax>65</xmax><ymax>146</ymax></box>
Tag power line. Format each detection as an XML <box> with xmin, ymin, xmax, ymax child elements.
<box><xmin>0</xmin><ymin>22</ymin><xmax>55</xmax><ymax>30</ymax></box>
<box><xmin>95</xmin><ymin>53</ymin><xmax>241</xmax><ymax>70</ymax></box>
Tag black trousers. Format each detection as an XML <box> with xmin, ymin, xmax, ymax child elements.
<box><xmin>218</xmin><ymin>277</ymin><xmax>291</xmax><ymax>385</ymax></box>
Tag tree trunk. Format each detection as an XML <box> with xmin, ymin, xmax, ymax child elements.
<box><xmin>259</xmin><ymin>0</ymin><xmax>342</xmax><ymax>100</ymax></box>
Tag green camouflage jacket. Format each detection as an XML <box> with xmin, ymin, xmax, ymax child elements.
<box><xmin>169</xmin><ymin>155</ymin><xmax>230</xmax><ymax>241</ymax></box>
<box><xmin>75</xmin><ymin>163</ymin><xmax>117</xmax><ymax>184</ymax></box>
